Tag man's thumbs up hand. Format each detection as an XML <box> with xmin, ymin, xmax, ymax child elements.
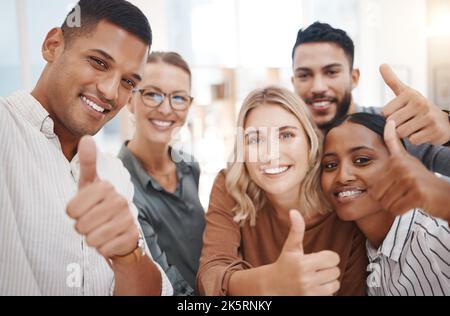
<box><xmin>66</xmin><ymin>137</ymin><xmax>139</xmax><ymax>260</ymax></box>
<box><xmin>381</xmin><ymin>63</ymin><xmax>450</xmax><ymax>146</ymax></box>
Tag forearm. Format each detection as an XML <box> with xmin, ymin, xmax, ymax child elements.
<box><xmin>228</xmin><ymin>264</ymin><xmax>273</xmax><ymax>296</ymax></box>
<box><xmin>112</xmin><ymin>255</ymin><xmax>162</xmax><ymax>296</ymax></box>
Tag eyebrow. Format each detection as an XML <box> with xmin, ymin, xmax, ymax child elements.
<box><xmin>323</xmin><ymin>63</ymin><xmax>343</xmax><ymax>70</ymax></box>
<box><xmin>244</xmin><ymin>126</ymin><xmax>299</xmax><ymax>137</ymax></box>
<box><xmin>323</xmin><ymin>146</ymin><xmax>375</xmax><ymax>158</ymax></box>
<box><xmin>90</xmin><ymin>49</ymin><xmax>115</xmax><ymax>63</ymax></box>
<box><xmin>279</xmin><ymin>126</ymin><xmax>299</xmax><ymax>131</ymax></box>
<box><xmin>295</xmin><ymin>63</ymin><xmax>343</xmax><ymax>73</ymax></box>
<box><xmin>89</xmin><ymin>49</ymin><xmax>142</xmax><ymax>82</ymax></box>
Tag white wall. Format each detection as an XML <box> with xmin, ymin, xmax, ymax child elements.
<box><xmin>427</xmin><ymin>0</ymin><xmax>450</xmax><ymax>110</ymax></box>
<box><xmin>356</xmin><ymin>0</ymin><xmax>428</xmax><ymax>108</ymax></box>
<box><xmin>130</xmin><ymin>0</ymin><xmax>169</xmax><ymax>51</ymax></box>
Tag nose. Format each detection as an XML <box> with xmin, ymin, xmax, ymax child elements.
<box><xmin>259</xmin><ymin>134</ymin><xmax>280</xmax><ymax>164</ymax></box>
<box><xmin>336</xmin><ymin>163</ymin><xmax>356</xmax><ymax>184</ymax></box>
<box><xmin>311</xmin><ymin>75</ymin><xmax>327</xmax><ymax>95</ymax></box>
<box><xmin>157</xmin><ymin>96</ymin><xmax>173</xmax><ymax>115</ymax></box>
<box><xmin>97</xmin><ymin>73</ymin><xmax>121</xmax><ymax>102</ymax></box>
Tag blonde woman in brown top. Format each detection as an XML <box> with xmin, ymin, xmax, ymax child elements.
<box><xmin>197</xmin><ymin>86</ymin><xmax>367</xmax><ymax>296</ymax></box>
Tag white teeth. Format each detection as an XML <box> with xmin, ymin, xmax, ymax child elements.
<box><xmin>338</xmin><ymin>190</ymin><xmax>363</xmax><ymax>198</ymax></box>
<box><xmin>263</xmin><ymin>166</ymin><xmax>289</xmax><ymax>175</ymax></box>
<box><xmin>81</xmin><ymin>96</ymin><xmax>105</xmax><ymax>113</ymax></box>
<box><xmin>312</xmin><ymin>101</ymin><xmax>331</xmax><ymax>109</ymax></box>
<box><xmin>151</xmin><ymin>120</ymin><xmax>173</xmax><ymax>128</ymax></box>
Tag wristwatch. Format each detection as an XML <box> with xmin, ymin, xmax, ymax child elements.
<box><xmin>107</xmin><ymin>235</ymin><xmax>146</xmax><ymax>267</ymax></box>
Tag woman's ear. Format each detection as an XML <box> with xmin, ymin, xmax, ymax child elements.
<box><xmin>42</xmin><ymin>28</ymin><xmax>65</xmax><ymax>63</ymax></box>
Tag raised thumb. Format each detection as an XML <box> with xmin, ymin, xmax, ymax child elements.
<box><xmin>384</xmin><ymin>120</ymin><xmax>406</xmax><ymax>157</ymax></box>
<box><xmin>282</xmin><ymin>209</ymin><xmax>306</xmax><ymax>254</ymax></box>
<box><xmin>78</xmin><ymin>136</ymin><xmax>98</xmax><ymax>189</ymax></box>
<box><xmin>380</xmin><ymin>64</ymin><xmax>407</xmax><ymax>96</ymax></box>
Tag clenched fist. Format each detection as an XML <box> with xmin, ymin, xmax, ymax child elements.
<box><xmin>271</xmin><ymin>210</ymin><xmax>341</xmax><ymax>296</ymax></box>
<box><xmin>66</xmin><ymin>136</ymin><xmax>139</xmax><ymax>259</ymax></box>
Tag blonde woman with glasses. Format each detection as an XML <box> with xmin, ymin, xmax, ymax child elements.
<box><xmin>118</xmin><ymin>52</ymin><xmax>205</xmax><ymax>296</ymax></box>
<box><xmin>197</xmin><ymin>86</ymin><xmax>367</xmax><ymax>296</ymax></box>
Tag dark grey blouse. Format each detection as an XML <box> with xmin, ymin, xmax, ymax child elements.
<box><xmin>118</xmin><ymin>142</ymin><xmax>205</xmax><ymax>296</ymax></box>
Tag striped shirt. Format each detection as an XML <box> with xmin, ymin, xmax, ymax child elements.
<box><xmin>0</xmin><ymin>91</ymin><xmax>173</xmax><ymax>296</ymax></box>
<box><xmin>367</xmin><ymin>209</ymin><xmax>450</xmax><ymax>296</ymax></box>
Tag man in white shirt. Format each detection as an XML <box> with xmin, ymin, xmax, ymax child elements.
<box><xmin>0</xmin><ymin>0</ymin><xmax>172</xmax><ymax>296</ymax></box>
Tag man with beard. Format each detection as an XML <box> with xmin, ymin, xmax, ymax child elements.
<box><xmin>291</xmin><ymin>22</ymin><xmax>450</xmax><ymax>176</ymax></box>
<box><xmin>0</xmin><ymin>0</ymin><xmax>172</xmax><ymax>296</ymax></box>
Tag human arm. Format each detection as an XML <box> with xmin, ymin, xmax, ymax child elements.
<box><xmin>66</xmin><ymin>136</ymin><xmax>167</xmax><ymax>296</ymax></box>
<box><xmin>138</xmin><ymin>209</ymin><xmax>194</xmax><ymax>296</ymax></box>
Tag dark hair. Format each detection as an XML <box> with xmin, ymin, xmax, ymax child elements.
<box><xmin>292</xmin><ymin>22</ymin><xmax>355</xmax><ymax>69</ymax></box>
<box><xmin>147</xmin><ymin>51</ymin><xmax>192</xmax><ymax>86</ymax></box>
<box><xmin>62</xmin><ymin>0</ymin><xmax>152</xmax><ymax>47</ymax></box>
<box><xmin>324</xmin><ymin>112</ymin><xmax>406</xmax><ymax>148</ymax></box>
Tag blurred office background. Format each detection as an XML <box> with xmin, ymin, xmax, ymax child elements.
<box><xmin>1</xmin><ymin>0</ymin><xmax>450</xmax><ymax>206</ymax></box>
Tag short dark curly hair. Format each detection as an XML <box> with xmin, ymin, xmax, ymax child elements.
<box><xmin>292</xmin><ymin>22</ymin><xmax>355</xmax><ymax>69</ymax></box>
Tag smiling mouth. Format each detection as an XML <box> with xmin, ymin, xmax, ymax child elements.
<box><xmin>150</xmin><ymin>119</ymin><xmax>175</xmax><ymax>129</ymax></box>
<box><xmin>80</xmin><ymin>95</ymin><xmax>110</xmax><ymax>114</ymax></box>
<box><xmin>309</xmin><ymin>100</ymin><xmax>335</xmax><ymax>111</ymax></box>
<box><xmin>261</xmin><ymin>166</ymin><xmax>291</xmax><ymax>175</ymax></box>
<box><xmin>334</xmin><ymin>189</ymin><xmax>366</xmax><ymax>202</ymax></box>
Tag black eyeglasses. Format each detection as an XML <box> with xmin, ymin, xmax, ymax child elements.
<box><xmin>133</xmin><ymin>87</ymin><xmax>193</xmax><ymax>111</ymax></box>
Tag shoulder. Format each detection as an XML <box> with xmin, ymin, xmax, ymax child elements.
<box><xmin>0</xmin><ymin>95</ymin><xmax>15</xmax><ymax>126</ymax></box>
<box><xmin>0</xmin><ymin>97</ymin><xmax>9</xmax><ymax>125</ymax></box>
<box><xmin>355</xmin><ymin>105</ymin><xmax>382</xmax><ymax>115</ymax></box>
<box><xmin>171</xmin><ymin>147</ymin><xmax>198</xmax><ymax>165</ymax></box>
<box><xmin>207</xmin><ymin>169</ymin><xmax>236</xmax><ymax>211</ymax></box>
<box><xmin>412</xmin><ymin>209</ymin><xmax>450</xmax><ymax>237</ymax></box>
<box><xmin>403</xmin><ymin>140</ymin><xmax>450</xmax><ymax>176</ymax></box>
<box><xmin>175</xmin><ymin>149</ymin><xmax>200</xmax><ymax>170</ymax></box>
<box><xmin>171</xmin><ymin>148</ymin><xmax>200</xmax><ymax>174</ymax></box>
<box><xmin>211</xmin><ymin>169</ymin><xmax>227</xmax><ymax>191</ymax></box>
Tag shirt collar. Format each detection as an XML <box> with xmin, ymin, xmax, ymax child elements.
<box><xmin>117</xmin><ymin>142</ymin><xmax>193</xmax><ymax>191</ymax></box>
<box><xmin>7</xmin><ymin>91</ymin><xmax>56</xmax><ymax>139</ymax></box>
<box><xmin>368</xmin><ymin>209</ymin><xmax>417</xmax><ymax>262</ymax></box>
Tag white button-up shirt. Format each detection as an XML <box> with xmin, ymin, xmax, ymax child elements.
<box><xmin>0</xmin><ymin>91</ymin><xmax>173</xmax><ymax>296</ymax></box>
